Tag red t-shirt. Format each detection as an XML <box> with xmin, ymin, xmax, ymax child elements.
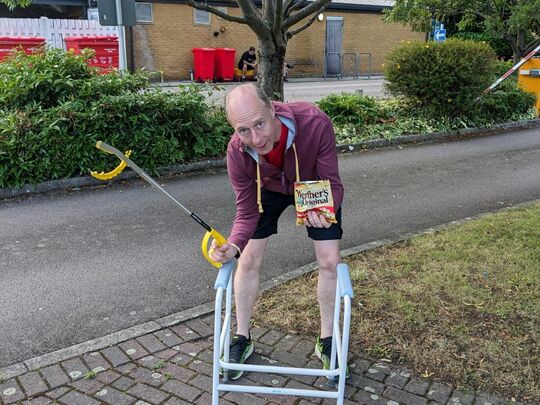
<box><xmin>263</xmin><ymin>123</ymin><xmax>288</xmax><ymax>169</ymax></box>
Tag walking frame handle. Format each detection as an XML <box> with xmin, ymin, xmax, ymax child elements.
<box><xmin>92</xmin><ymin>141</ymin><xmax>227</xmax><ymax>268</ymax></box>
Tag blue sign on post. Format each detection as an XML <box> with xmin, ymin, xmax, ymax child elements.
<box><xmin>434</xmin><ymin>28</ymin><xmax>446</xmax><ymax>42</ymax></box>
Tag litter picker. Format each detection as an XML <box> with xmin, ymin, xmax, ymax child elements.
<box><xmin>90</xmin><ymin>141</ymin><xmax>226</xmax><ymax>268</ymax></box>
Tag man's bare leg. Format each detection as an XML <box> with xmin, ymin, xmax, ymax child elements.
<box><xmin>313</xmin><ymin>239</ymin><xmax>340</xmax><ymax>338</ymax></box>
<box><xmin>234</xmin><ymin>238</ymin><xmax>269</xmax><ymax>337</ymax></box>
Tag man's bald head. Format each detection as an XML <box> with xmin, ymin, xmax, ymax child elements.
<box><xmin>225</xmin><ymin>84</ymin><xmax>271</xmax><ymax>121</ymax></box>
<box><xmin>224</xmin><ymin>83</ymin><xmax>281</xmax><ymax>155</ymax></box>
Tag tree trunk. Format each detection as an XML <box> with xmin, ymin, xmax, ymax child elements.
<box><xmin>507</xmin><ymin>35</ymin><xmax>521</xmax><ymax>64</ymax></box>
<box><xmin>257</xmin><ymin>35</ymin><xmax>287</xmax><ymax>101</ymax></box>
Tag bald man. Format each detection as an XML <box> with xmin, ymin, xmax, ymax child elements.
<box><xmin>210</xmin><ymin>84</ymin><xmax>347</xmax><ymax>380</ymax></box>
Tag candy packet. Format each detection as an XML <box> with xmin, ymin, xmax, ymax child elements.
<box><xmin>294</xmin><ymin>180</ymin><xmax>337</xmax><ymax>225</ymax></box>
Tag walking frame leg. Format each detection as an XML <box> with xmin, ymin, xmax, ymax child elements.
<box><xmin>212</xmin><ymin>286</ymin><xmax>224</xmax><ymax>405</ymax></box>
<box><xmin>212</xmin><ymin>262</ymin><xmax>235</xmax><ymax>405</ymax></box>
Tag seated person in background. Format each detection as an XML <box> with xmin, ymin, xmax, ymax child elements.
<box><xmin>238</xmin><ymin>46</ymin><xmax>257</xmax><ymax>81</ymax></box>
<box><xmin>283</xmin><ymin>62</ymin><xmax>294</xmax><ymax>82</ymax></box>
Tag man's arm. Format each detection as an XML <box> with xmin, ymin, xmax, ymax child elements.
<box><xmin>209</xmin><ymin>149</ymin><xmax>260</xmax><ymax>263</ymax></box>
<box><xmin>226</xmin><ymin>151</ymin><xmax>261</xmax><ymax>253</ymax></box>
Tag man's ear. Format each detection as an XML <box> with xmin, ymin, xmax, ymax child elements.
<box><xmin>270</xmin><ymin>104</ymin><xmax>276</xmax><ymax>118</ymax></box>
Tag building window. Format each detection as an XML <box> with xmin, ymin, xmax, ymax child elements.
<box><xmin>136</xmin><ymin>3</ymin><xmax>153</xmax><ymax>23</ymax></box>
<box><xmin>194</xmin><ymin>8</ymin><xmax>210</xmax><ymax>25</ymax></box>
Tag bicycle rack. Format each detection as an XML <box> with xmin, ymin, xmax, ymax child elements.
<box><xmin>358</xmin><ymin>52</ymin><xmax>372</xmax><ymax>79</ymax></box>
<box><xmin>341</xmin><ymin>52</ymin><xmax>359</xmax><ymax>79</ymax></box>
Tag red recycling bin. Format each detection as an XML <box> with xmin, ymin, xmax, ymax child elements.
<box><xmin>65</xmin><ymin>36</ymin><xmax>118</xmax><ymax>73</ymax></box>
<box><xmin>192</xmin><ymin>48</ymin><xmax>215</xmax><ymax>82</ymax></box>
<box><xmin>214</xmin><ymin>48</ymin><xmax>236</xmax><ymax>82</ymax></box>
<box><xmin>0</xmin><ymin>37</ymin><xmax>45</xmax><ymax>61</ymax></box>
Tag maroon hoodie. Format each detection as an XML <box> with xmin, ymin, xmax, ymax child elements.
<box><xmin>226</xmin><ymin>101</ymin><xmax>344</xmax><ymax>252</ymax></box>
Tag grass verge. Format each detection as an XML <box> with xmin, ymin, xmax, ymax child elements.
<box><xmin>254</xmin><ymin>202</ymin><xmax>540</xmax><ymax>402</ymax></box>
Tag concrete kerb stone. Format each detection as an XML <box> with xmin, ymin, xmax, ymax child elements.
<box><xmin>2</xmin><ymin>198</ymin><xmax>538</xmax><ymax>384</ymax></box>
<box><xmin>1</xmin><ymin>118</ymin><xmax>539</xmax><ymax>201</ymax></box>
<box><xmin>0</xmin><ymin>158</ymin><xmax>228</xmax><ymax>200</ymax></box>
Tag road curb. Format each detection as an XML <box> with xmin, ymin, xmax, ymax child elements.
<box><xmin>2</xmin><ymin>198</ymin><xmax>538</xmax><ymax>380</ymax></box>
<box><xmin>2</xmin><ymin>118</ymin><xmax>539</xmax><ymax>200</ymax></box>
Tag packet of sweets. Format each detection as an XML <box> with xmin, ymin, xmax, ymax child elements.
<box><xmin>294</xmin><ymin>180</ymin><xmax>337</xmax><ymax>225</ymax></box>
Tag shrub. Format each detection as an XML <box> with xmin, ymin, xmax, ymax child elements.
<box><xmin>384</xmin><ymin>39</ymin><xmax>497</xmax><ymax>117</ymax></box>
<box><xmin>471</xmin><ymin>87</ymin><xmax>537</xmax><ymax>124</ymax></box>
<box><xmin>0</xmin><ymin>48</ymin><xmax>150</xmax><ymax>110</ymax></box>
<box><xmin>0</xmin><ymin>49</ymin><xmax>232</xmax><ymax>188</ymax></box>
<box><xmin>0</xmin><ymin>88</ymin><xmax>232</xmax><ymax>187</ymax></box>
<box><xmin>316</xmin><ymin>93</ymin><xmax>392</xmax><ymax>127</ymax></box>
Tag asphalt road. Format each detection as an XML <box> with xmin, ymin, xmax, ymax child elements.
<box><xmin>161</xmin><ymin>77</ymin><xmax>386</xmax><ymax>103</ymax></box>
<box><xmin>1</xmin><ymin>128</ymin><xmax>540</xmax><ymax>367</ymax></box>
<box><xmin>283</xmin><ymin>77</ymin><xmax>386</xmax><ymax>102</ymax></box>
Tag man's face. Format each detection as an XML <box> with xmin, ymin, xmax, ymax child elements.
<box><xmin>227</xmin><ymin>92</ymin><xmax>279</xmax><ymax>155</ymax></box>
<box><xmin>248</xmin><ymin>50</ymin><xmax>255</xmax><ymax>56</ymax></box>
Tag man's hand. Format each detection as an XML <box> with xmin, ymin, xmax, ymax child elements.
<box><xmin>209</xmin><ymin>240</ymin><xmax>238</xmax><ymax>263</ymax></box>
<box><xmin>304</xmin><ymin>210</ymin><xmax>332</xmax><ymax>228</ymax></box>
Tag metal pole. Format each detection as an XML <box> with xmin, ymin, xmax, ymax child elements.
<box><xmin>114</xmin><ymin>0</ymin><xmax>127</xmax><ymax>71</ymax></box>
<box><xmin>480</xmin><ymin>42</ymin><xmax>540</xmax><ymax>97</ymax></box>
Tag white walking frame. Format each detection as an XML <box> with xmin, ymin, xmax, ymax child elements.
<box><xmin>212</xmin><ymin>262</ymin><xmax>354</xmax><ymax>404</ymax></box>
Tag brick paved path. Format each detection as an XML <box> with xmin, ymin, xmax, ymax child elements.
<box><xmin>0</xmin><ymin>314</ymin><xmax>513</xmax><ymax>405</ymax></box>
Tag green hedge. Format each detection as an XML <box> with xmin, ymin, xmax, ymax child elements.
<box><xmin>316</xmin><ymin>93</ymin><xmax>391</xmax><ymax>128</ymax></box>
<box><xmin>317</xmin><ymin>90</ymin><xmax>536</xmax><ymax>145</ymax></box>
<box><xmin>0</xmin><ymin>89</ymin><xmax>231</xmax><ymax>188</ymax></box>
<box><xmin>0</xmin><ymin>48</ymin><xmax>150</xmax><ymax>110</ymax></box>
<box><xmin>384</xmin><ymin>39</ymin><xmax>497</xmax><ymax>117</ymax></box>
<box><xmin>0</xmin><ymin>49</ymin><xmax>232</xmax><ymax>188</ymax></box>
<box><xmin>472</xmin><ymin>88</ymin><xmax>537</xmax><ymax>124</ymax></box>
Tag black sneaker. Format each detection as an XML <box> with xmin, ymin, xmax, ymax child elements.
<box><xmin>315</xmin><ymin>336</ymin><xmax>350</xmax><ymax>379</ymax></box>
<box><xmin>219</xmin><ymin>334</ymin><xmax>254</xmax><ymax>380</ymax></box>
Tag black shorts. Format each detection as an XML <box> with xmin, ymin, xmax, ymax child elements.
<box><xmin>252</xmin><ymin>189</ymin><xmax>343</xmax><ymax>240</ymax></box>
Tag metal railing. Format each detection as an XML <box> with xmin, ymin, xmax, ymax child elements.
<box><xmin>358</xmin><ymin>52</ymin><xmax>372</xmax><ymax>79</ymax></box>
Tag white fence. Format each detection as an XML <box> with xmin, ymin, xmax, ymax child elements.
<box><xmin>0</xmin><ymin>18</ymin><xmax>116</xmax><ymax>49</ymax></box>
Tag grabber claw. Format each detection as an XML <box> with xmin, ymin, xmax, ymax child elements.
<box><xmin>90</xmin><ymin>149</ymin><xmax>132</xmax><ymax>180</ymax></box>
<box><xmin>202</xmin><ymin>229</ymin><xmax>228</xmax><ymax>268</ymax></box>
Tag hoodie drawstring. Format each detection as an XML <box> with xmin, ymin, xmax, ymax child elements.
<box><xmin>256</xmin><ymin>162</ymin><xmax>263</xmax><ymax>213</ymax></box>
<box><xmin>292</xmin><ymin>143</ymin><xmax>300</xmax><ymax>183</ymax></box>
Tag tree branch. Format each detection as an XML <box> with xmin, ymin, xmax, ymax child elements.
<box><xmin>287</xmin><ymin>7</ymin><xmax>323</xmax><ymax>39</ymax></box>
<box><xmin>274</xmin><ymin>0</ymin><xmax>284</xmax><ymax>36</ymax></box>
<box><xmin>283</xmin><ymin>0</ymin><xmax>295</xmax><ymax>13</ymax></box>
<box><xmin>186</xmin><ymin>0</ymin><xmax>246</xmax><ymax>24</ymax></box>
<box><xmin>283</xmin><ymin>0</ymin><xmax>331</xmax><ymax>30</ymax></box>
<box><xmin>290</xmin><ymin>0</ymin><xmax>308</xmax><ymax>13</ymax></box>
<box><xmin>236</xmin><ymin>0</ymin><xmax>262</xmax><ymax>20</ymax></box>
<box><xmin>263</xmin><ymin>0</ymin><xmax>276</xmax><ymax>27</ymax></box>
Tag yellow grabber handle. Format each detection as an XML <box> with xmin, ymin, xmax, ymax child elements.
<box><xmin>92</xmin><ymin>141</ymin><xmax>227</xmax><ymax>268</ymax></box>
<box><xmin>202</xmin><ymin>229</ymin><xmax>228</xmax><ymax>269</ymax></box>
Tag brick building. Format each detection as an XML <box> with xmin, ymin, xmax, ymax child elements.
<box><xmin>131</xmin><ymin>0</ymin><xmax>423</xmax><ymax>80</ymax></box>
